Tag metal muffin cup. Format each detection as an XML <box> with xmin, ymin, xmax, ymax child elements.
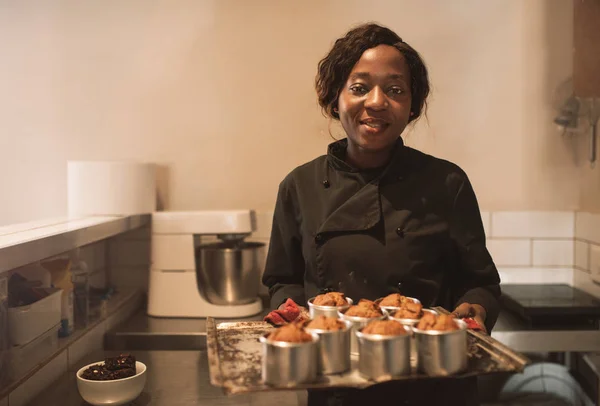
<box><xmin>260</xmin><ymin>331</ymin><xmax>320</xmax><ymax>387</ymax></box>
<box><xmin>305</xmin><ymin>319</ymin><xmax>352</xmax><ymax>375</ymax></box>
<box><xmin>386</xmin><ymin>308</ymin><xmax>438</xmax><ymax>363</ymax></box>
<box><xmin>355</xmin><ymin>324</ymin><xmax>412</xmax><ymax>381</ymax></box>
<box><xmin>374</xmin><ymin>296</ymin><xmax>421</xmax><ymax>315</ymax></box>
<box><xmin>413</xmin><ymin>318</ymin><xmax>468</xmax><ymax>376</ymax></box>
<box><xmin>338</xmin><ymin>309</ymin><xmax>386</xmax><ymax>356</ymax></box>
<box><xmin>307</xmin><ymin>296</ymin><xmax>353</xmax><ymax>319</ymax></box>
<box><xmin>385</xmin><ymin>308</ymin><xmax>438</xmax><ymax>327</ymax></box>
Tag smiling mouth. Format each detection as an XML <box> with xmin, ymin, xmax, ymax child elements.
<box><xmin>360</xmin><ymin>119</ymin><xmax>389</xmax><ymax>131</ymax></box>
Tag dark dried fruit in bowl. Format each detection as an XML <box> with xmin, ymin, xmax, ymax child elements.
<box><xmin>106</xmin><ymin>368</ymin><xmax>136</xmax><ymax>380</ymax></box>
<box><xmin>105</xmin><ymin>354</ymin><xmax>136</xmax><ymax>370</ymax></box>
<box><xmin>81</xmin><ymin>354</ymin><xmax>137</xmax><ymax>381</ymax></box>
<box><xmin>82</xmin><ymin>364</ymin><xmax>110</xmax><ymax>381</ymax></box>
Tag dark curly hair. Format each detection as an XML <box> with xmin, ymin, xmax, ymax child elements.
<box><xmin>316</xmin><ymin>23</ymin><xmax>430</xmax><ymax>123</ymax></box>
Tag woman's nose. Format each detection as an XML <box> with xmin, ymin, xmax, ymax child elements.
<box><xmin>364</xmin><ymin>87</ymin><xmax>388</xmax><ymax>110</ymax></box>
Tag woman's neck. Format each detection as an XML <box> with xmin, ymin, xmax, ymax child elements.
<box><xmin>345</xmin><ymin>142</ymin><xmax>395</xmax><ymax>170</ymax></box>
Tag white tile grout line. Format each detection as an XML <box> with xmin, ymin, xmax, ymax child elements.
<box><xmin>573</xmin><ymin>239</ymin><xmax>577</xmax><ymax>276</ymax></box>
<box><xmin>574</xmin><ymin>266</ymin><xmax>592</xmax><ymax>274</ymax></box>
<box><xmin>498</xmin><ymin>265</ymin><xmax>576</xmax><ymax>269</ymax></box>
<box><xmin>587</xmin><ymin>240</ymin><xmax>592</xmax><ymax>275</ymax></box>
<box><xmin>487</xmin><ymin>237</ymin><xmax>575</xmax><ymax>241</ymax></box>
<box><xmin>530</xmin><ymin>238</ymin><xmax>534</xmax><ymax>267</ymax></box>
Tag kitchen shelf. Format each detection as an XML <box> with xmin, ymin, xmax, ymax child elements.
<box><xmin>0</xmin><ymin>214</ymin><xmax>150</xmax><ymax>275</ymax></box>
<box><xmin>0</xmin><ymin>288</ymin><xmax>143</xmax><ymax>398</ymax></box>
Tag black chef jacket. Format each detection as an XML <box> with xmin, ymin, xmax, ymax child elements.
<box><xmin>263</xmin><ymin>137</ymin><xmax>501</xmax><ymax>331</ymax></box>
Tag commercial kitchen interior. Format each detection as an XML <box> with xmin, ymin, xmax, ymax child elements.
<box><xmin>1</xmin><ymin>1</ymin><xmax>600</xmax><ymax>405</ymax></box>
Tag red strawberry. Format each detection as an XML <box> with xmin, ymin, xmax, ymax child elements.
<box><xmin>463</xmin><ymin>317</ymin><xmax>484</xmax><ymax>332</ymax></box>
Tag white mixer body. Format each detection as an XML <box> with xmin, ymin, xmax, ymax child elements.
<box><xmin>147</xmin><ymin>211</ymin><xmax>264</xmax><ymax>318</ymax></box>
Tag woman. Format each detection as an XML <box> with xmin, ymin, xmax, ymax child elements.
<box><xmin>262</xmin><ymin>23</ymin><xmax>500</xmax><ymax>406</ymax></box>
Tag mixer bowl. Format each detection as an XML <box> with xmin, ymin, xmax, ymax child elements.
<box><xmin>195</xmin><ymin>241</ymin><xmax>265</xmax><ymax>305</ymax></box>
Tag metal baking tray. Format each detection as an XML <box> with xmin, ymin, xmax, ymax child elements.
<box><xmin>207</xmin><ymin>307</ymin><xmax>530</xmax><ymax>395</ymax></box>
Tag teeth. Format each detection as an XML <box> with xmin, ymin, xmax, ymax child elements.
<box><xmin>364</xmin><ymin>122</ymin><xmax>385</xmax><ymax>129</ymax></box>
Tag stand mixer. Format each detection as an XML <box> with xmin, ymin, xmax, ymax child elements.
<box><xmin>148</xmin><ymin>210</ymin><xmax>264</xmax><ymax>318</ymax></box>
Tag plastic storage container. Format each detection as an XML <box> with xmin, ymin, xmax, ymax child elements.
<box><xmin>42</xmin><ymin>258</ymin><xmax>75</xmax><ymax>337</ymax></box>
<box><xmin>9</xmin><ymin>322</ymin><xmax>60</xmax><ymax>379</ymax></box>
<box><xmin>8</xmin><ymin>287</ymin><xmax>62</xmax><ymax>346</ymax></box>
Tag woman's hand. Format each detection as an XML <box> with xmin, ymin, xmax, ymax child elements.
<box><xmin>452</xmin><ymin>303</ymin><xmax>487</xmax><ymax>334</ymax></box>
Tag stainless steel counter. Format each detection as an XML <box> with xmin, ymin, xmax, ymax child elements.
<box><xmin>25</xmin><ymin>350</ymin><xmax>307</xmax><ymax>406</ymax></box>
<box><xmin>24</xmin><ymin>308</ymin><xmax>596</xmax><ymax>406</ymax></box>
<box><xmin>104</xmin><ymin>307</ymin><xmax>269</xmax><ymax>351</ymax></box>
<box><xmin>491</xmin><ymin>306</ymin><xmax>600</xmax><ymax>353</ymax></box>
<box><xmin>106</xmin><ymin>307</ymin><xmax>600</xmax><ymax>353</ymax></box>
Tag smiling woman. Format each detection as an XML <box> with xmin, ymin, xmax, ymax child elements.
<box><xmin>262</xmin><ymin>23</ymin><xmax>500</xmax><ymax>406</ymax></box>
<box><xmin>315</xmin><ymin>25</ymin><xmax>429</xmax><ymax>171</ymax></box>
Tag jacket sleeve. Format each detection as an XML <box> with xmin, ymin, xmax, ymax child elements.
<box><xmin>262</xmin><ymin>178</ymin><xmax>306</xmax><ymax>310</ymax></box>
<box><xmin>448</xmin><ymin>172</ymin><xmax>501</xmax><ymax>332</ymax></box>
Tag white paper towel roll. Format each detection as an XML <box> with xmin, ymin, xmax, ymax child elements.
<box><xmin>68</xmin><ymin>161</ymin><xmax>156</xmax><ymax>216</ymax></box>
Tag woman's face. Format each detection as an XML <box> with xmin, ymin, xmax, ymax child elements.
<box><xmin>337</xmin><ymin>44</ymin><xmax>412</xmax><ymax>154</ymax></box>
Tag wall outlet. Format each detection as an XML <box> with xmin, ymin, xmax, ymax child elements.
<box><xmin>590</xmin><ymin>245</ymin><xmax>600</xmax><ymax>284</ymax></box>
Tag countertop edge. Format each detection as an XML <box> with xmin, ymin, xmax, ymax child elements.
<box><xmin>0</xmin><ymin>214</ymin><xmax>150</xmax><ymax>274</ymax></box>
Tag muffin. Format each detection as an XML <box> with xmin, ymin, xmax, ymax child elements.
<box><xmin>306</xmin><ymin>315</ymin><xmax>346</xmax><ymax>331</ymax></box>
<box><xmin>313</xmin><ymin>292</ymin><xmax>347</xmax><ymax>307</ymax></box>
<box><xmin>416</xmin><ymin>313</ymin><xmax>459</xmax><ymax>331</ymax></box>
<box><xmin>378</xmin><ymin>293</ymin><xmax>411</xmax><ymax>308</ymax></box>
<box><xmin>392</xmin><ymin>301</ymin><xmax>424</xmax><ymax>320</ymax></box>
<box><xmin>362</xmin><ymin>320</ymin><xmax>407</xmax><ymax>336</ymax></box>
<box><xmin>344</xmin><ymin>299</ymin><xmax>383</xmax><ymax>318</ymax></box>
<box><xmin>268</xmin><ymin>323</ymin><xmax>314</xmax><ymax>343</ymax></box>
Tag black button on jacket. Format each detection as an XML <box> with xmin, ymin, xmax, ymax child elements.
<box><xmin>262</xmin><ymin>137</ymin><xmax>501</xmax><ymax>332</ymax></box>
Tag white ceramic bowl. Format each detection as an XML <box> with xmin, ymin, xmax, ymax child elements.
<box><xmin>76</xmin><ymin>361</ymin><xmax>147</xmax><ymax>406</ymax></box>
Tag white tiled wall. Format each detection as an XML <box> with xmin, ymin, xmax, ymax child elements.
<box><xmin>497</xmin><ymin>267</ymin><xmax>574</xmax><ymax>285</ymax></box>
<box><xmin>487</xmin><ymin>239</ymin><xmax>531</xmax><ymax>267</ymax></box>
<box><xmin>574</xmin><ymin>268</ymin><xmax>600</xmax><ymax>298</ymax></box>
<box><xmin>484</xmin><ymin>211</ymin><xmax>576</xmax><ymax>286</ymax></box>
<box><xmin>574</xmin><ymin>240</ymin><xmax>590</xmax><ymax>271</ymax></box>
<box><xmin>532</xmin><ymin>240</ymin><xmax>574</xmax><ymax>267</ymax></box>
<box><xmin>490</xmin><ymin>211</ymin><xmax>575</xmax><ymax>238</ymax></box>
<box><xmin>573</xmin><ymin>212</ymin><xmax>600</xmax><ymax>298</ymax></box>
<box><xmin>575</xmin><ymin>212</ymin><xmax>600</xmax><ymax>243</ymax></box>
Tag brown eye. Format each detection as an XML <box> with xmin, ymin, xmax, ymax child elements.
<box><xmin>350</xmin><ymin>84</ymin><xmax>368</xmax><ymax>95</ymax></box>
<box><xmin>388</xmin><ymin>87</ymin><xmax>404</xmax><ymax>96</ymax></box>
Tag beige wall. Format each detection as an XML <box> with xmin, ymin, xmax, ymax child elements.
<box><xmin>0</xmin><ymin>0</ymin><xmax>581</xmax><ymax>226</ymax></box>
<box><xmin>580</xmin><ymin>140</ymin><xmax>600</xmax><ymax>212</ymax></box>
